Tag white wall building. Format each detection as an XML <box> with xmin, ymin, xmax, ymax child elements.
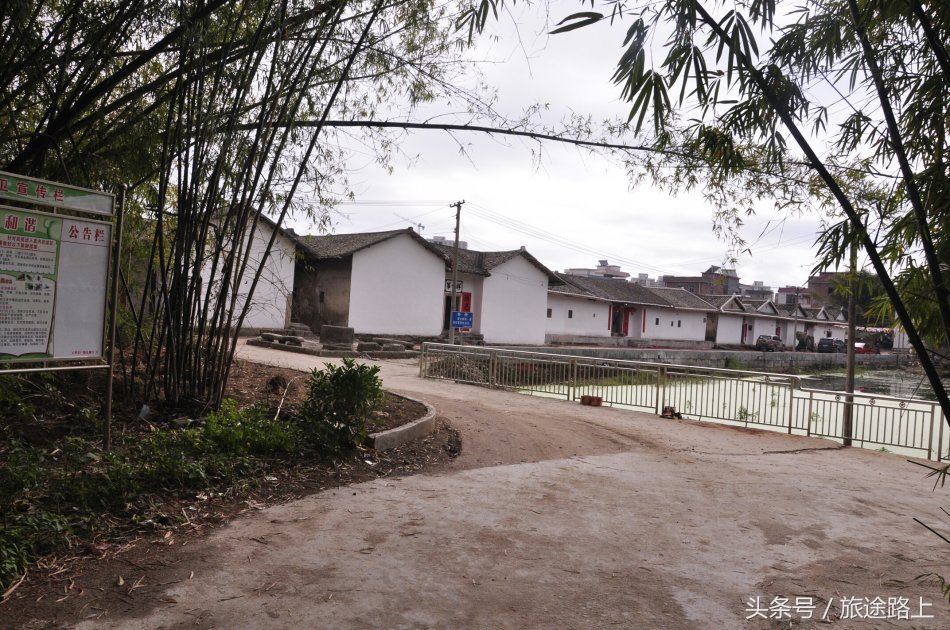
<box><xmin>294</xmin><ymin>229</ymin><xmax>449</xmax><ymax>337</ymax></box>
<box><xmin>704</xmin><ymin>295</ymin><xmax>748</xmax><ymax>345</ymax></box>
<box><xmin>479</xmin><ymin>255</ymin><xmax>550</xmax><ymax>344</ymax></box>
<box><xmin>201</xmin><ymin>214</ymin><xmax>297</xmax><ymax>332</ymax></box>
<box><xmin>294</xmin><ymin>230</ymin><xmax>556</xmax><ymax>344</ymax></box>
<box><xmin>635</xmin><ymin>306</ymin><xmax>707</xmax><ymax>341</ymax></box>
<box><xmin>545</xmin><ymin>292</ymin><xmax>610</xmax><ymax>337</ymax></box>
<box><xmin>347</xmin><ymin>233</ymin><xmax>446</xmax><ymax>336</ymax></box>
<box><xmin>546</xmin><ymin>277</ymin><xmax>713</xmax><ymax>344</ymax></box>
<box><xmin>432</xmin><ymin>244</ymin><xmax>556</xmax><ymax>345</ymax></box>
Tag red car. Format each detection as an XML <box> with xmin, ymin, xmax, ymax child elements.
<box><xmin>854</xmin><ymin>342</ymin><xmax>880</xmax><ymax>354</ymax></box>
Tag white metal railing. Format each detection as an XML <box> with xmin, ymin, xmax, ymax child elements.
<box><xmin>420</xmin><ymin>343</ymin><xmax>948</xmax><ymax>461</ymax></box>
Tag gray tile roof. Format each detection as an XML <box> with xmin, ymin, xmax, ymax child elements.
<box><xmin>743</xmin><ymin>299</ymin><xmax>771</xmax><ymax>312</ymax></box>
<box><xmin>298</xmin><ymin>228</ymin><xmax>448</xmax><ymax>262</ymax></box>
<box><xmin>552</xmin><ymin>274</ymin><xmax>671</xmax><ymax>307</ymax></box>
<box><xmin>703</xmin><ymin>294</ymin><xmax>746</xmax><ymax>311</ymax></box>
<box><xmin>431</xmin><ymin>243</ymin><xmax>559</xmax><ymax>281</ymax></box>
<box><xmin>646</xmin><ymin>287</ymin><xmax>715</xmax><ymax>310</ymax></box>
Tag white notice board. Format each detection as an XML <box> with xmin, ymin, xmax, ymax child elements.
<box><xmin>0</xmin><ymin>207</ymin><xmax>111</xmax><ymax>362</ymax></box>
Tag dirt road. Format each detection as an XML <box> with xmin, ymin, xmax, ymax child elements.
<box><xmin>76</xmin><ymin>344</ymin><xmax>948</xmax><ymax>629</ymax></box>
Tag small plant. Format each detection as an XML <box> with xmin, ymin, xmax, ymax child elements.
<box><xmin>300</xmin><ymin>359</ymin><xmax>384</xmax><ymax>453</ymax></box>
<box><xmin>0</xmin><ymin>375</ymin><xmax>35</xmax><ymax>422</ymax></box>
<box><xmin>0</xmin><ymin>512</ymin><xmax>69</xmax><ymax>587</ymax></box>
<box><xmin>724</xmin><ymin>357</ymin><xmax>746</xmax><ymax>371</ymax></box>
<box><xmin>202</xmin><ymin>399</ymin><xmax>298</xmax><ymax>457</ymax></box>
<box><xmin>736</xmin><ymin>406</ymin><xmax>758</xmax><ymax>421</ymax></box>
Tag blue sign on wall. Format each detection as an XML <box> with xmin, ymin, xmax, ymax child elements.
<box><xmin>451</xmin><ymin>311</ymin><xmax>473</xmax><ymax>329</ymax></box>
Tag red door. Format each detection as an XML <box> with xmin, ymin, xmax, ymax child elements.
<box><xmin>460</xmin><ymin>292</ymin><xmax>472</xmax><ymax>331</ymax></box>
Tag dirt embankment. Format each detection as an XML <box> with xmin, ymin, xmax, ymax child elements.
<box><xmin>6</xmin><ymin>344</ymin><xmax>948</xmax><ymax>629</ymax></box>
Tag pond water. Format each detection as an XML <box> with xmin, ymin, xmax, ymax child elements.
<box><xmin>522</xmin><ymin>367</ymin><xmax>946</xmax><ymax>459</ymax></box>
<box><xmin>800</xmin><ymin>369</ymin><xmax>937</xmax><ymax>401</ymax></box>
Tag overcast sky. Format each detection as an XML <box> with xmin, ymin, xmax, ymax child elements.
<box><xmin>288</xmin><ymin>4</ymin><xmax>834</xmax><ymax>290</ymax></box>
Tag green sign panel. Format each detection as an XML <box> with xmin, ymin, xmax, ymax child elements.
<box><xmin>0</xmin><ymin>170</ymin><xmax>114</xmax><ymax>217</ymax></box>
<box><xmin>0</xmin><ymin>207</ymin><xmax>111</xmax><ymax>362</ymax></box>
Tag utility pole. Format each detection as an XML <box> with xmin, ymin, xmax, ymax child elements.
<box><xmin>843</xmin><ymin>241</ymin><xmax>858</xmax><ymax>447</ymax></box>
<box><xmin>448</xmin><ymin>200</ymin><xmax>464</xmax><ymax>345</ymax></box>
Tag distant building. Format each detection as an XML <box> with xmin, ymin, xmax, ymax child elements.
<box><xmin>662</xmin><ymin>265</ymin><xmax>740</xmax><ymax>295</ymax></box>
<box><xmin>427</xmin><ymin>235</ymin><xmax>468</xmax><ymax>250</ymax></box>
<box><xmin>739</xmin><ymin>280</ymin><xmax>773</xmax><ymax>301</ymax></box>
<box><xmin>775</xmin><ymin>286</ymin><xmax>813</xmax><ymax>307</ymax></box>
<box><xmin>563</xmin><ymin>259</ymin><xmax>630</xmax><ymax>279</ymax></box>
<box><xmin>631</xmin><ymin>273</ymin><xmax>659</xmax><ymax>287</ymax></box>
<box><xmin>807</xmin><ymin>271</ymin><xmax>847</xmax><ymax>305</ymax></box>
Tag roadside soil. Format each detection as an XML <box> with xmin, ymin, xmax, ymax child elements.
<box><xmin>0</xmin><ymin>360</ymin><xmax>457</xmax><ymax>628</ymax></box>
<box><xmin>5</xmin><ymin>344</ymin><xmax>949</xmax><ymax>628</ymax></box>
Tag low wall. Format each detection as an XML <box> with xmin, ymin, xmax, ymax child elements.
<box><xmin>496</xmin><ymin>346</ymin><xmax>905</xmax><ymax>371</ymax></box>
<box><xmin>544</xmin><ymin>334</ymin><xmax>714</xmax><ymax>350</ymax></box>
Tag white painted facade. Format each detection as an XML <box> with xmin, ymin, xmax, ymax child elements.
<box><xmin>812</xmin><ymin>321</ymin><xmax>846</xmax><ymax>341</ymax></box>
<box><xmin>349</xmin><ymin>233</ymin><xmax>445</xmax><ymax>336</ymax></box>
<box><xmin>777</xmin><ymin>319</ymin><xmax>805</xmax><ymax>349</ymax></box>
<box><xmin>638</xmin><ymin>307</ymin><xmax>707</xmax><ymax>341</ymax></box>
<box><xmin>751</xmin><ymin>316</ymin><xmax>782</xmax><ymax>342</ymax></box>
<box><xmin>443</xmin><ymin>272</ymin><xmax>484</xmax><ymax>333</ymax></box>
<box><xmin>715</xmin><ymin>313</ymin><xmax>745</xmax><ymax>345</ymax></box>
<box><xmin>203</xmin><ymin>219</ymin><xmax>296</xmax><ymax>330</ymax></box>
<box><xmin>480</xmin><ymin>256</ymin><xmax>549</xmax><ymax>344</ymax></box>
<box><xmin>893</xmin><ymin>326</ymin><xmax>910</xmax><ymax>350</ymax></box>
<box><xmin>545</xmin><ymin>293</ymin><xmax>610</xmax><ymax>337</ymax></box>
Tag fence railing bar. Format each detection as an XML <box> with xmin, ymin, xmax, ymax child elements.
<box><xmin>420</xmin><ymin>343</ymin><xmax>945</xmax><ymax>460</ymax></box>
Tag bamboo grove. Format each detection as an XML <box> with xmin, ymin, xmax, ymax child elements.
<box><xmin>1</xmin><ymin>0</ymin><xmax>484</xmax><ymax>407</ymax></box>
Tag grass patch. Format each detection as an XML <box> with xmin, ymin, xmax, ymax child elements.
<box><xmin>0</xmin><ymin>360</ymin><xmax>386</xmax><ymax>590</ymax></box>
<box><xmin>575</xmin><ymin>371</ymin><xmax>659</xmax><ymax>387</ymax></box>
<box><xmin>723</xmin><ymin>357</ymin><xmax>747</xmax><ymax>371</ymax></box>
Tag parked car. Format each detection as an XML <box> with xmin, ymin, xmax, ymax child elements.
<box><xmin>816</xmin><ymin>337</ymin><xmax>837</xmax><ymax>353</ymax></box>
<box><xmin>755</xmin><ymin>334</ymin><xmax>784</xmax><ymax>352</ymax></box>
<box><xmin>854</xmin><ymin>342</ymin><xmax>880</xmax><ymax>354</ymax></box>
<box><xmin>816</xmin><ymin>338</ymin><xmax>847</xmax><ymax>353</ymax></box>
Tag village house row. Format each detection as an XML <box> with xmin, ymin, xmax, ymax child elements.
<box><xmin>222</xmin><ymin>221</ymin><xmax>851</xmax><ymax>349</ymax></box>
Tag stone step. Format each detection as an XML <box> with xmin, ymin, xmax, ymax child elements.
<box><xmin>261</xmin><ymin>325</ymin><xmax>317</xmax><ymax>338</ymax></box>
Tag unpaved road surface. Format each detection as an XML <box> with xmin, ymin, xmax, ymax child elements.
<box><xmin>78</xmin><ymin>344</ymin><xmax>948</xmax><ymax>629</ymax></box>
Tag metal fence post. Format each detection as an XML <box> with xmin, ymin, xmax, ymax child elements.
<box><xmin>786</xmin><ymin>383</ymin><xmax>794</xmax><ymax>434</ymax></box>
<box><xmin>806</xmin><ymin>393</ymin><xmax>814</xmax><ymax>437</ymax></box>
<box><xmin>937</xmin><ymin>408</ymin><xmax>944</xmax><ymax>463</ymax></box>
<box><xmin>657</xmin><ymin>366</ymin><xmax>666</xmax><ymax>415</ymax></box>
<box><xmin>927</xmin><ymin>406</ymin><xmax>935</xmax><ymax>461</ymax></box>
<box><xmin>489</xmin><ymin>349</ymin><xmax>497</xmax><ymax>389</ymax></box>
<box><xmin>568</xmin><ymin>359</ymin><xmax>575</xmax><ymax>401</ymax></box>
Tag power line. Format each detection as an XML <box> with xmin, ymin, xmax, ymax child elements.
<box><xmin>464</xmin><ymin>202</ymin><xmax>696</xmax><ymax>275</ymax></box>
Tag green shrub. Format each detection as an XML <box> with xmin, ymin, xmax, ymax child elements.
<box><xmin>300</xmin><ymin>359</ymin><xmax>383</xmax><ymax>453</ymax></box>
<box><xmin>0</xmin><ymin>441</ymin><xmax>45</xmax><ymax>506</ymax></box>
<box><xmin>0</xmin><ymin>512</ymin><xmax>69</xmax><ymax>587</ymax></box>
<box><xmin>723</xmin><ymin>357</ymin><xmax>746</xmax><ymax>371</ymax></box>
<box><xmin>0</xmin><ymin>376</ymin><xmax>35</xmax><ymax>423</ymax></box>
<box><xmin>202</xmin><ymin>399</ymin><xmax>299</xmax><ymax>456</ymax></box>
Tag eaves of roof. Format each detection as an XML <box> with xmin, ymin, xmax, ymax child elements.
<box><xmin>432</xmin><ymin>243</ymin><xmax>559</xmax><ymax>281</ymax></box>
<box><xmin>297</xmin><ymin>228</ymin><xmax>450</xmax><ymax>264</ymax></box>
<box><xmin>553</xmin><ymin>274</ymin><xmax>671</xmax><ymax>308</ymax></box>
<box><xmin>645</xmin><ymin>287</ymin><xmax>716</xmax><ymax>311</ymax></box>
